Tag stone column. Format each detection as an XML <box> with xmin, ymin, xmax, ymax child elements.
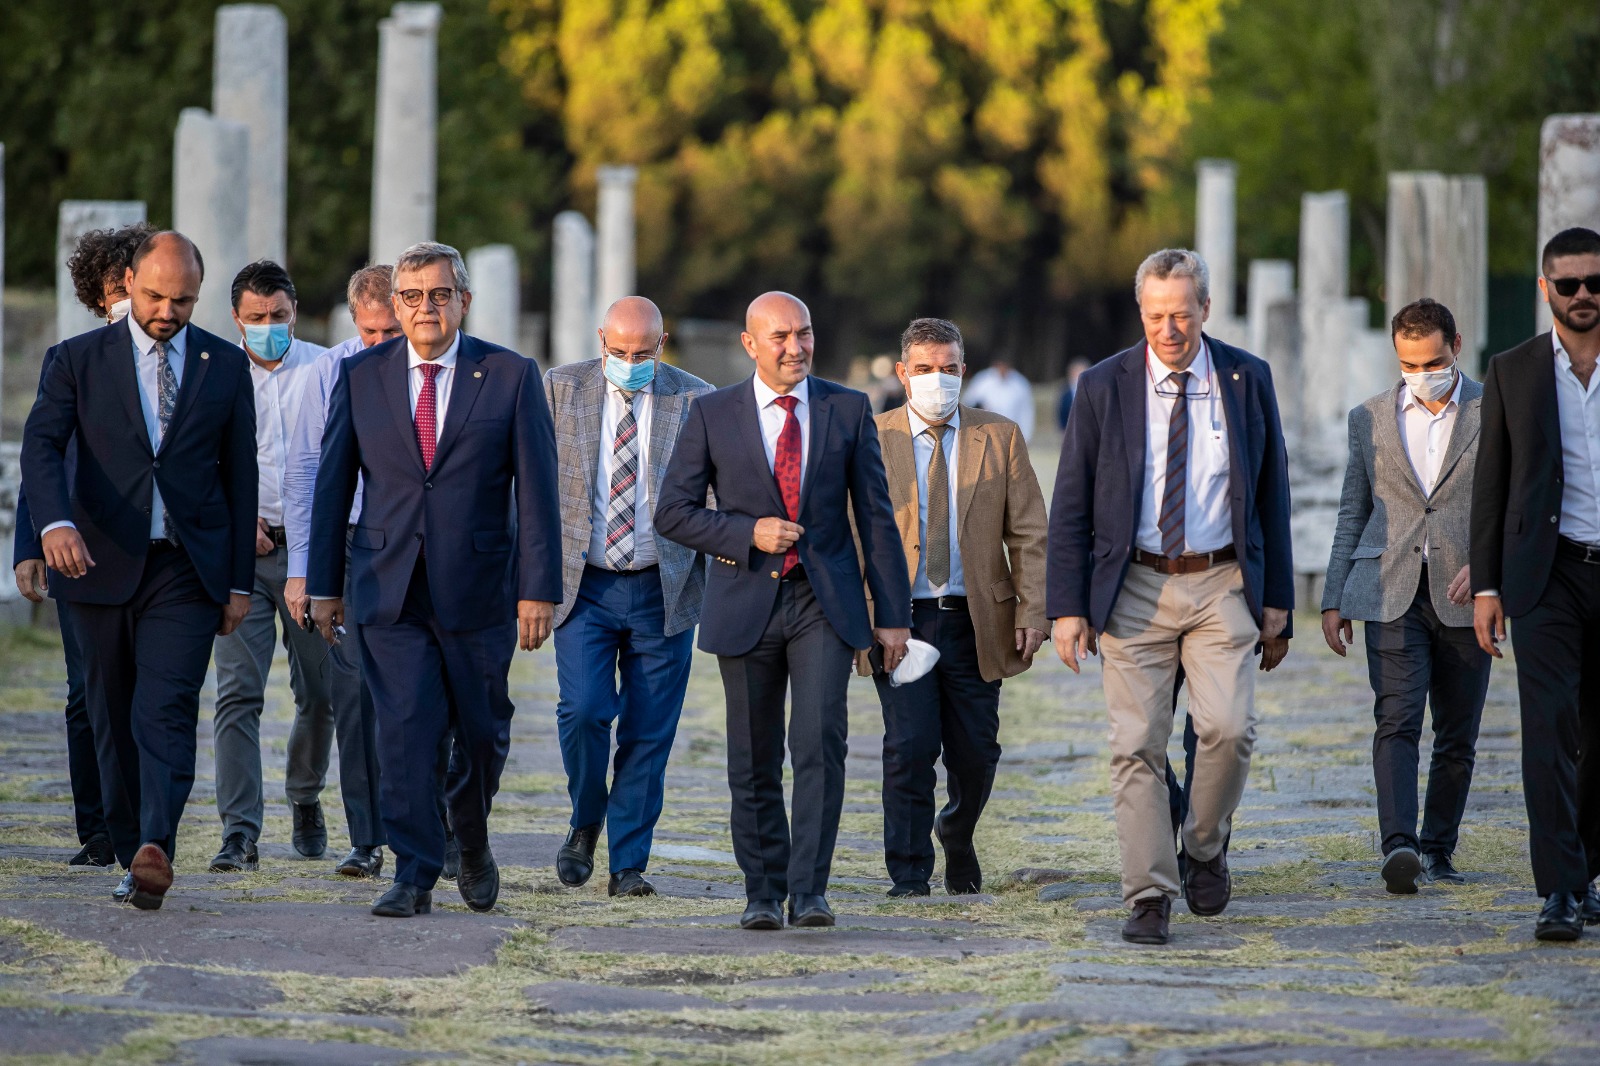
<box><xmin>466</xmin><ymin>244</ymin><xmax>520</xmax><ymax>351</ymax></box>
<box><xmin>174</xmin><ymin>109</ymin><xmax>251</xmax><ymax>338</ymax></box>
<box><xmin>1298</xmin><ymin>191</ymin><xmax>1350</xmax><ymax>438</ymax></box>
<box><xmin>57</xmin><ymin>200</ymin><xmax>147</xmax><ymax>343</ymax></box>
<box><xmin>1246</xmin><ymin>259</ymin><xmax>1295</xmax><ymax>362</ymax></box>
<box><xmin>1195</xmin><ymin>159</ymin><xmax>1237</xmax><ymax>321</ymax></box>
<box><xmin>1343</xmin><ymin>298</ymin><xmax>1395</xmax><ymax>410</ymax></box>
<box><xmin>213</xmin><ymin>4</ymin><xmax>288</xmax><ymax>265</ymax></box>
<box><xmin>0</xmin><ymin>143</ymin><xmax>5</xmax><ymax>416</ymax></box>
<box><xmin>1537</xmin><ymin>115</ymin><xmax>1600</xmax><ymax>333</ymax></box>
<box><xmin>594</xmin><ymin>165</ymin><xmax>638</xmax><ymax>323</ymax></box>
<box><xmin>552</xmin><ymin>211</ymin><xmax>595</xmax><ymax>366</ymax></box>
<box><xmin>1386</xmin><ymin>172</ymin><xmax>1488</xmax><ymax>356</ymax></box>
<box><xmin>371</xmin><ymin>3</ymin><xmax>441</xmax><ymax>265</ymax></box>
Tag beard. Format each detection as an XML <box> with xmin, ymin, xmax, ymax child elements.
<box><xmin>1554</xmin><ymin>299</ymin><xmax>1599</xmax><ymax>334</ymax></box>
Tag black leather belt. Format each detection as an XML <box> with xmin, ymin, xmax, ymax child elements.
<box><xmin>265</xmin><ymin>525</ymin><xmax>287</xmax><ymax>548</ymax></box>
<box><xmin>913</xmin><ymin>595</ymin><xmax>968</xmax><ymax>611</ymax></box>
<box><xmin>1558</xmin><ymin>536</ymin><xmax>1600</xmax><ymax>564</ymax></box>
<box><xmin>780</xmin><ymin>564</ymin><xmax>807</xmax><ymax>582</ymax></box>
<box><xmin>1133</xmin><ymin>544</ymin><xmax>1237</xmax><ymax>575</ymax></box>
<box><xmin>149</xmin><ymin>538</ymin><xmax>178</xmax><ymax>551</ymax></box>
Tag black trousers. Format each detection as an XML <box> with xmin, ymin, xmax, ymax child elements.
<box><xmin>71</xmin><ymin>544</ymin><xmax>222</xmax><ymax>867</ymax></box>
<box><xmin>57</xmin><ymin>602</ymin><xmax>108</xmax><ymax>843</ymax></box>
<box><xmin>718</xmin><ymin>573</ymin><xmax>855</xmax><ymax>900</ymax></box>
<box><xmin>1364</xmin><ymin>567</ymin><xmax>1491</xmax><ymax>857</ymax></box>
<box><xmin>875</xmin><ymin>602</ymin><xmax>1001</xmax><ymax>885</ymax></box>
<box><xmin>1510</xmin><ymin>548</ymin><xmax>1600</xmax><ymax>896</ymax></box>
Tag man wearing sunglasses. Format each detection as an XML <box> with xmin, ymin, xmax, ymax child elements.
<box><xmin>1471</xmin><ymin>226</ymin><xmax>1600</xmax><ymax>941</ymax></box>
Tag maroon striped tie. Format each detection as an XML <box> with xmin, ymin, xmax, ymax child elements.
<box><xmin>774</xmin><ymin>395</ymin><xmax>802</xmax><ymax>575</ymax></box>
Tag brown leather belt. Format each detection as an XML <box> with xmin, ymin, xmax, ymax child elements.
<box><xmin>1132</xmin><ymin>544</ymin><xmax>1237</xmax><ymax>575</ymax></box>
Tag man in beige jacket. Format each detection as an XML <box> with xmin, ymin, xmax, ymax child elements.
<box><xmin>862</xmin><ymin>318</ymin><xmax>1049</xmax><ymax>896</ymax></box>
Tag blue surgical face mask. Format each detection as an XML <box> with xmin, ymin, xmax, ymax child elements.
<box><xmin>243</xmin><ymin>322</ymin><xmax>292</xmax><ymax>363</ymax></box>
<box><xmin>604</xmin><ymin>353</ymin><xmax>657</xmax><ymax>392</ymax></box>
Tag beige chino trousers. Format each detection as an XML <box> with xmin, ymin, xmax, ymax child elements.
<box><xmin>1100</xmin><ymin>560</ymin><xmax>1259</xmax><ymax>905</ymax></box>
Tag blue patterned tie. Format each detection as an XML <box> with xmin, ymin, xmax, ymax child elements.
<box><xmin>155</xmin><ymin>340</ymin><xmax>178</xmax><ymax>541</ymax></box>
<box><xmin>1157</xmin><ymin>371</ymin><xmax>1189</xmax><ymax>559</ymax></box>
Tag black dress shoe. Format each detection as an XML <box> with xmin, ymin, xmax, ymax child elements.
<box><xmin>935</xmin><ymin>816</ymin><xmax>982</xmax><ymax>894</ymax></box>
<box><xmin>128</xmin><ymin>843</ymin><xmax>173</xmax><ymax>911</ymax></box>
<box><xmin>1536</xmin><ymin>891</ymin><xmax>1585</xmax><ymax>942</ymax></box>
<box><xmin>608</xmin><ymin>869</ymin><xmax>656</xmax><ymax>897</ymax></box>
<box><xmin>1184</xmin><ymin>853</ymin><xmax>1232</xmax><ymax>916</ymax></box>
<box><xmin>112</xmin><ymin>871</ymin><xmax>136</xmax><ymax>903</ymax></box>
<box><xmin>740</xmin><ymin>899</ymin><xmax>784</xmax><ymax>930</ymax></box>
<box><xmin>208</xmin><ymin>833</ymin><xmax>259</xmax><ymax>873</ymax></box>
<box><xmin>556</xmin><ymin>824</ymin><xmax>601</xmax><ymax>887</ymax></box>
<box><xmin>372</xmin><ymin>881</ymin><xmax>433</xmax><ymax>917</ymax></box>
<box><xmin>1122</xmin><ymin>895</ymin><xmax>1171</xmax><ymax>944</ymax></box>
<box><xmin>1584</xmin><ymin>884</ymin><xmax>1600</xmax><ymax>926</ymax></box>
<box><xmin>441</xmin><ymin>830</ymin><xmax>460</xmax><ymax>881</ymax></box>
<box><xmin>1421</xmin><ymin>852</ymin><xmax>1466</xmax><ymax>884</ymax></box>
<box><xmin>335</xmin><ymin>845</ymin><xmax>384</xmax><ymax>878</ymax></box>
<box><xmin>457</xmin><ymin>844</ymin><xmax>500</xmax><ymax>912</ymax></box>
<box><xmin>788</xmin><ymin>893</ymin><xmax>835</xmax><ymax>927</ymax></box>
<box><xmin>292</xmin><ymin>801</ymin><xmax>327</xmax><ymax>858</ymax></box>
<box><xmin>887</xmin><ymin>881</ymin><xmax>931</xmax><ymax>898</ymax></box>
<box><xmin>1381</xmin><ymin>846</ymin><xmax>1422</xmax><ymax>895</ymax></box>
<box><xmin>70</xmin><ymin>834</ymin><xmax>115</xmax><ymax>868</ymax></box>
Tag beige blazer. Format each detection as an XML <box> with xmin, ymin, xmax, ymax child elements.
<box><xmin>858</xmin><ymin>404</ymin><xmax>1049</xmax><ymax>682</ymax></box>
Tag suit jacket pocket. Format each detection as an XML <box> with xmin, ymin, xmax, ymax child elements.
<box><xmin>991</xmin><ymin>577</ymin><xmax>1017</xmax><ymax>602</ymax></box>
<box><xmin>474</xmin><ymin>530</ymin><xmax>513</xmax><ymax>553</ymax></box>
<box><xmin>350</xmin><ymin>526</ymin><xmax>385</xmax><ymax>550</ymax></box>
<box><xmin>1349</xmin><ymin>543</ymin><xmax>1385</xmax><ymax>560</ymax></box>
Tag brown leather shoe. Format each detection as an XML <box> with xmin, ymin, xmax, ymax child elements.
<box><xmin>1121</xmin><ymin>895</ymin><xmax>1171</xmax><ymax>944</ymax></box>
<box><xmin>1184</xmin><ymin>853</ymin><xmax>1231</xmax><ymax>916</ymax></box>
<box><xmin>128</xmin><ymin>843</ymin><xmax>173</xmax><ymax>911</ymax></box>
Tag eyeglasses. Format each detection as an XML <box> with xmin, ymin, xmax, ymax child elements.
<box><xmin>396</xmin><ymin>287</ymin><xmax>459</xmax><ymax>308</ymax></box>
<box><xmin>1546</xmin><ymin>275</ymin><xmax>1600</xmax><ymax>298</ymax></box>
<box><xmin>601</xmin><ymin>335</ymin><xmax>664</xmax><ymax>363</ymax></box>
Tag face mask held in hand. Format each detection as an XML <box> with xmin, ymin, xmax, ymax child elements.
<box><xmin>243</xmin><ymin>322</ymin><xmax>293</xmax><ymax>363</ymax></box>
<box><xmin>604</xmin><ymin>354</ymin><xmax>657</xmax><ymax>392</ymax></box>
<box><xmin>1402</xmin><ymin>362</ymin><xmax>1457</xmax><ymax>404</ymax></box>
<box><xmin>907</xmin><ymin>371</ymin><xmax>962</xmax><ymax>422</ymax></box>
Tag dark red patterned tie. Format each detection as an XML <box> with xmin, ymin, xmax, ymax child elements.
<box><xmin>416</xmin><ymin>363</ymin><xmax>442</xmax><ymax>469</ymax></box>
<box><xmin>773</xmin><ymin>395</ymin><xmax>802</xmax><ymax>575</ymax></box>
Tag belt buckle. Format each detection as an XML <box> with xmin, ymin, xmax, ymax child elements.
<box><xmin>1585</xmin><ymin>543</ymin><xmax>1600</xmax><ymax>565</ymax></box>
<box><xmin>936</xmin><ymin>596</ymin><xmax>957</xmax><ymax>611</ymax></box>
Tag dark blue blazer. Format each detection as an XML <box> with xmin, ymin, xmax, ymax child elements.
<box><xmin>1046</xmin><ymin>336</ymin><xmax>1294</xmax><ymax>635</ymax></box>
<box><xmin>19</xmin><ymin>320</ymin><xmax>258</xmax><ymax>605</ymax></box>
<box><xmin>655</xmin><ymin>374</ymin><xmax>911</xmax><ymax>656</ymax></box>
<box><xmin>306</xmin><ymin>332</ymin><xmax>563</xmax><ymax>632</ymax></box>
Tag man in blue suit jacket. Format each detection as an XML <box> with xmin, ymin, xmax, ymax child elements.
<box><xmin>656</xmin><ymin>292</ymin><xmax>912</xmax><ymax>931</ymax></box>
<box><xmin>21</xmin><ymin>232</ymin><xmax>258</xmax><ymax>910</ymax></box>
<box><xmin>308</xmin><ymin>242</ymin><xmax>562</xmax><ymax>918</ymax></box>
<box><xmin>1048</xmin><ymin>249</ymin><xmax>1293</xmax><ymax>945</ymax></box>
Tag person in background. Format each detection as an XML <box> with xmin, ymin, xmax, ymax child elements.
<box><xmin>962</xmin><ymin>358</ymin><xmax>1035</xmax><ymax>442</ymax></box>
<box><xmin>1056</xmin><ymin>357</ymin><xmax>1092</xmax><ymax>433</ymax></box>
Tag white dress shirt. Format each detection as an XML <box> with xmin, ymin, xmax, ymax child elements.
<box><xmin>1396</xmin><ymin>372</ymin><xmax>1463</xmax><ymax>560</ymax></box>
<box><xmin>248</xmin><ymin>337</ymin><xmax>325</xmax><ymax>527</ymax></box>
<box><xmin>907</xmin><ymin>407</ymin><xmax>964</xmax><ymax>597</ymax></box>
<box><xmin>284</xmin><ymin>336</ymin><xmax>366</xmax><ymax>579</ymax></box>
<box><xmin>588</xmin><ymin>380</ymin><xmax>658</xmax><ymax>569</ymax></box>
<box><xmin>408</xmin><ymin>333</ymin><xmax>459</xmax><ymax>439</ymax></box>
<box><xmin>1554</xmin><ymin>331</ymin><xmax>1600</xmax><ymax>545</ymax></box>
<box><xmin>752</xmin><ymin>374</ymin><xmax>810</xmax><ymax>485</ymax></box>
<box><xmin>1136</xmin><ymin>342</ymin><xmax>1233</xmax><ymax>555</ymax></box>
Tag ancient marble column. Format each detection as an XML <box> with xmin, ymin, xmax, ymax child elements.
<box><xmin>1386</xmin><ymin>172</ymin><xmax>1488</xmax><ymax>356</ymax></box>
<box><xmin>594</xmin><ymin>166</ymin><xmax>638</xmax><ymax>323</ymax></box>
<box><xmin>174</xmin><ymin>108</ymin><xmax>251</xmax><ymax>338</ymax></box>
<box><xmin>1343</xmin><ymin>297</ymin><xmax>1395</xmax><ymax>410</ymax></box>
<box><xmin>552</xmin><ymin>211</ymin><xmax>595</xmax><ymax>366</ymax></box>
<box><xmin>1247</xmin><ymin>259</ymin><xmax>1295</xmax><ymax>362</ymax></box>
<box><xmin>0</xmin><ymin>144</ymin><xmax>6</xmax><ymax>410</ymax></box>
<box><xmin>1297</xmin><ymin>191</ymin><xmax>1351</xmax><ymax>440</ymax></box>
<box><xmin>213</xmin><ymin>4</ymin><xmax>287</xmax><ymax>264</ymax></box>
<box><xmin>466</xmin><ymin>244</ymin><xmax>520</xmax><ymax>351</ymax></box>
<box><xmin>57</xmin><ymin>200</ymin><xmax>147</xmax><ymax>343</ymax></box>
<box><xmin>1195</xmin><ymin>159</ymin><xmax>1238</xmax><ymax>326</ymax></box>
<box><xmin>1537</xmin><ymin>115</ymin><xmax>1600</xmax><ymax>333</ymax></box>
<box><xmin>371</xmin><ymin>3</ymin><xmax>441</xmax><ymax>265</ymax></box>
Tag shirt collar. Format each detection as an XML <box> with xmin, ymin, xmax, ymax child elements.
<box><xmin>128</xmin><ymin>314</ymin><xmax>187</xmax><ymax>359</ymax></box>
<box><xmin>609</xmin><ymin>379</ymin><xmax>653</xmax><ymax>401</ymax></box>
<box><xmin>407</xmin><ymin>331</ymin><xmax>460</xmax><ymax>372</ymax></box>
<box><xmin>906</xmin><ymin>405</ymin><xmax>960</xmax><ymax>437</ymax></box>
<box><xmin>753</xmin><ymin>373</ymin><xmax>808</xmax><ymax>410</ymax></box>
<box><xmin>1555</xmin><ymin>329</ymin><xmax>1572</xmax><ymax>369</ymax></box>
<box><xmin>1144</xmin><ymin>340</ymin><xmax>1211</xmax><ymax>388</ymax></box>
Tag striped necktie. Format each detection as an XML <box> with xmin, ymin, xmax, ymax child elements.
<box><xmin>925</xmin><ymin>425</ymin><xmax>951</xmax><ymax>587</ymax></box>
<box><xmin>155</xmin><ymin>340</ymin><xmax>178</xmax><ymax>540</ymax></box>
<box><xmin>1158</xmin><ymin>371</ymin><xmax>1190</xmax><ymax>559</ymax></box>
<box><xmin>604</xmin><ymin>392</ymin><xmax>640</xmax><ymax>569</ymax></box>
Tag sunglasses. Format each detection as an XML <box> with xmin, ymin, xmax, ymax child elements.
<box><xmin>1546</xmin><ymin>275</ymin><xmax>1600</xmax><ymax>298</ymax></box>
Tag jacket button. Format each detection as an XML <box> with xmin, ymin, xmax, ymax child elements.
<box><xmin>1413</xmin><ymin>546</ymin><xmax>1421</xmax><ymax>553</ymax></box>
<box><xmin>1551</xmin><ymin>515</ymin><xmax>1558</xmax><ymax>524</ymax></box>
<box><xmin>424</xmin><ymin>482</ymin><xmax>433</xmax><ymax>490</ymax></box>
<box><xmin>415</xmin><ymin>532</ymin><xmax>423</xmax><ymax>541</ymax></box>
<box><xmin>1425</xmin><ymin>507</ymin><xmax>1434</xmax><ymax>514</ymax></box>
<box><xmin>152</xmin><ymin>460</ymin><xmax>161</xmax><ymax>469</ymax></box>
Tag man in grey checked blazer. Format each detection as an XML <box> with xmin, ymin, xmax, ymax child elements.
<box><xmin>1322</xmin><ymin>298</ymin><xmax>1492</xmax><ymax>895</ymax></box>
<box><xmin>544</xmin><ymin>297</ymin><xmax>714</xmax><ymax>898</ymax></box>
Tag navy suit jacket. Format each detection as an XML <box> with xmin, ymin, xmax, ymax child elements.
<box><xmin>1046</xmin><ymin>336</ymin><xmax>1294</xmax><ymax>635</ymax></box>
<box><xmin>655</xmin><ymin>373</ymin><xmax>912</xmax><ymax>656</ymax></box>
<box><xmin>19</xmin><ymin>320</ymin><xmax>258</xmax><ymax>605</ymax></box>
<box><xmin>306</xmin><ymin>332</ymin><xmax>563</xmax><ymax>631</ymax></box>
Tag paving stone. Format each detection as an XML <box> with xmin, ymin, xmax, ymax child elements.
<box><xmin>0</xmin><ymin>1005</ymin><xmax>149</xmax><ymax>1056</ymax></box>
<box><xmin>1076</xmin><ymin>1035</ymin><xmax>1135</xmax><ymax>1059</ymax></box>
<box><xmin>549</xmin><ymin>924</ymin><xmax>1047</xmax><ymax>958</ymax></box>
<box><xmin>491</xmin><ymin>1034</ymin><xmax>631</xmax><ymax>1057</ymax></box>
<box><xmin>175</xmin><ymin>1037</ymin><xmax>436</xmax><ymax>1065</ymax></box>
<box><xmin>891</xmin><ymin>892</ymin><xmax>996</xmax><ymax>906</ymax></box>
<box><xmin>651</xmin><ymin>843</ymin><xmax>741</xmax><ymax>864</ymax></box>
<box><xmin>488</xmin><ymin>831</ymin><xmax>568</xmax><ymax>869</ymax></box>
<box><xmin>918</xmin><ymin>1023</ymin><xmax>1079</xmax><ymax>1065</ymax></box>
<box><xmin>1003</xmin><ymin>867</ymin><xmax>1077</xmax><ymax>886</ymax></box>
<box><xmin>1037</xmin><ymin>881</ymin><xmax>1115</xmax><ymax>902</ymax></box>
<box><xmin>1272</xmin><ymin>920</ymin><xmax>1500</xmax><ymax>953</ymax></box>
<box><xmin>124</xmin><ymin>964</ymin><xmax>284</xmax><ymax>1008</ymax></box>
<box><xmin>731</xmin><ymin>991</ymin><xmax>982</xmax><ymax>1012</ymax></box>
<box><xmin>1501</xmin><ymin>963</ymin><xmax>1600</xmax><ymax>1006</ymax></box>
<box><xmin>736</xmin><ymin>967</ymin><xmax>903</xmax><ymax>990</ymax></box>
<box><xmin>643</xmin><ymin>874</ymin><xmax>748</xmax><ymax>899</ymax></box>
<box><xmin>527</xmin><ymin>979</ymin><xmax>721</xmax><ymax>1013</ymax></box>
<box><xmin>1050</xmin><ymin>961</ymin><xmax>1380</xmax><ymax>990</ymax></box>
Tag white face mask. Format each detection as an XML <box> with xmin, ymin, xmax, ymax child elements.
<box><xmin>1402</xmin><ymin>362</ymin><xmax>1457</xmax><ymax>403</ymax></box>
<box><xmin>107</xmin><ymin>298</ymin><xmax>131</xmax><ymax>324</ymax></box>
<box><xmin>907</xmin><ymin>371</ymin><xmax>962</xmax><ymax>422</ymax></box>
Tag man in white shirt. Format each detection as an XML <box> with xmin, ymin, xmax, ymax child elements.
<box><xmin>208</xmin><ymin>261</ymin><xmax>340</xmax><ymax>876</ymax></box>
<box><xmin>961</xmin><ymin>359</ymin><xmax>1035</xmax><ymax>442</ymax></box>
<box><xmin>1322</xmin><ymin>298</ymin><xmax>1490</xmax><ymax>896</ymax></box>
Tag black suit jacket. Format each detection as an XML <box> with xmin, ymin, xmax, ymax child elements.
<box><xmin>1046</xmin><ymin>335</ymin><xmax>1294</xmax><ymax>634</ymax></box>
<box><xmin>1470</xmin><ymin>332</ymin><xmax>1569</xmax><ymax>618</ymax></box>
<box><xmin>655</xmin><ymin>373</ymin><xmax>912</xmax><ymax>656</ymax></box>
<box><xmin>19</xmin><ymin>320</ymin><xmax>258</xmax><ymax>605</ymax></box>
<box><xmin>306</xmin><ymin>332</ymin><xmax>563</xmax><ymax>631</ymax></box>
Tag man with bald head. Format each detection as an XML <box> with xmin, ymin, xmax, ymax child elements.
<box><xmin>658</xmin><ymin>292</ymin><xmax>911</xmax><ymax>929</ymax></box>
<box><xmin>21</xmin><ymin>231</ymin><xmax>258</xmax><ymax>909</ymax></box>
<box><xmin>544</xmin><ymin>297</ymin><xmax>713</xmax><ymax>898</ymax></box>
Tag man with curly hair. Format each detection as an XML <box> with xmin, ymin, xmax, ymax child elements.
<box><xmin>65</xmin><ymin>222</ymin><xmax>157</xmax><ymax>322</ymax></box>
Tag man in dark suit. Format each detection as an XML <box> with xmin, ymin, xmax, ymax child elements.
<box><xmin>656</xmin><ymin>291</ymin><xmax>912</xmax><ymax>930</ymax></box>
<box><xmin>1471</xmin><ymin>226</ymin><xmax>1600</xmax><ymax>941</ymax></box>
<box><xmin>1049</xmin><ymin>248</ymin><xmax>1293</xmax><ymax>945</ymax></box>
<box><xmin>21</xmin><ymin>231</ymin><xmax>257</xmax><ymax>909</ymax></box>
<box><xmin>309</xmin><ymin>241</ymin><xmax>562</xmax><ymax>919</ymax></box>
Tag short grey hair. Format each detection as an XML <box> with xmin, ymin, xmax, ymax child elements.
<box><xmin>900</xmin><ymin>317</ymin><xmax>964</xmax><ymax>359</ymax></box>
<box><xmin>1134</xmin><ymin>248</ymin><xmax>1209</xmax><ymax>306</ymax></box>
<box><xmin>346</xmin><ymin>264</ymin><xmax>394</xmax><ymax>310</ymax></box>
<box><xmin>393</xmin><ymin>241</ymin><xmax>470</xmax><ymax>292</ymax></box>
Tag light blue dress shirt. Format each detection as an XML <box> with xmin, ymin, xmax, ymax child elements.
<box><xmin>284</xmin><ymin>335</ymin><xmax>365</xmax><ymax>578</ymax></box>
<box><xmin>906</xmin><ymin>406</ymin><xmax>964</xmax><ymax>598</ymax></box>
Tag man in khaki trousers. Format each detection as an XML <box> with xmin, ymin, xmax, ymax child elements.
<box><xmin>1048</xmin><ymin>249</ymin><xmax>1295</xmax><ymax>944</ymax></box>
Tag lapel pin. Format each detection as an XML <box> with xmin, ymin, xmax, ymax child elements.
<box><xmin>201</xmin><ymin>352</ymin><xmax>210</xmax><ymax>360</ymax></box>
<box><xmin>474</xmin><ymin>371</ymin><xmax>483</xmax><ymax>378</ymax></box>
<box><xmin>1231</xmin><ymin>372</ymin><xmax>1239</xmax><ymax>380</ymax></box>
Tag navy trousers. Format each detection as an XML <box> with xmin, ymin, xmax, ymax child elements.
<box><xmin>57</xmin><ymin>602</ymin><xmax>108</xmax><ymax>844</ymax></box>
<box><xmin>554</xmin><ymin>565</ymin><xmax>693</xmax><ymax>873</ymax></box>
<box><xmin>358</xmin><ymin>557</ymin><xmax>517</xmax><ymax>889</ymax></box>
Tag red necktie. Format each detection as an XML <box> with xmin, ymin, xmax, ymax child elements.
<box><xmin>416</xmin><ymin>363</ymin><xmax>442</xmax><ymax>469</ymax></box>
<box><xmin>773</xmin><ymin>395</ymin><xmax>802</xmax><ymax>575</ymax></box>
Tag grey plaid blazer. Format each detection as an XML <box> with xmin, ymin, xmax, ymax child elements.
<box><xmin>544</xmin><ymin>359</ymin><xmax>714</xmax><ymax>636</ymax></box>
<box><xmin>1322</xmin><ymin>376</ymin><xmax>1482</xmax><ymax>627</ymax></box>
